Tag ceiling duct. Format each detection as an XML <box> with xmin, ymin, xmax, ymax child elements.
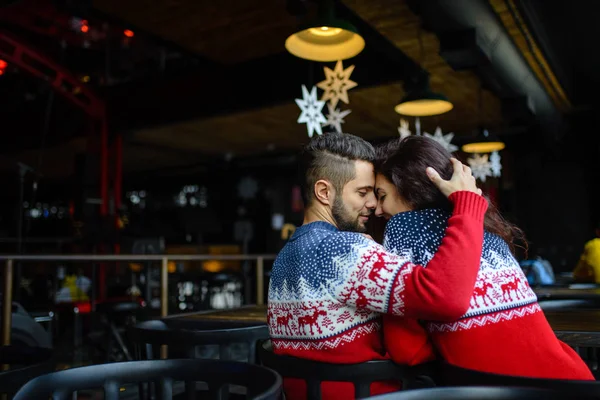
<box><xmin>502</xmin><ymin>96</ymin><xmax>536</xmax><ymax>125</ymax></box>
<box><xmin>412</xmin><ymin>0</ymin><xmax>565</xmax><ymax>138</ymax></box>
<box><xmin>439</xmin><ymin>29</ymin><xmax>489</xmax><ymax>71</ymax></box>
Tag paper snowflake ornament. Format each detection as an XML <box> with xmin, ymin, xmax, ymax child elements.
<box><xmin>324</xmin><ymin>103</ymin><xmax>351</xmax><ymax>133</ymax></box>
<box><xmin>295</xmin><ymin>85</ymin><xmax>327</xmax><ymax>138</ymax></box>
<box><xmin>398</xmin><ymin>119</ymin><xmax>412</xmax><ymax>139</ymax></box>
<box><xmin>490</xmin><ymin>151</ymin><xmax>502</xmax><ymax>177</ymax></box>
<box><xmin>467</xmin><ymin>154</ymin><xmax>493</xmax><ymax>182</ymax></box>
<box><xmin>316</xmin><ymin>60</ymin><xmax>357</xmax><ymax>108</ymax></box>
<box><xmin>424</xmin><ymin>127</ymin><xmax>459</xmax><ymax>153</ymax></box>
<box><xmin>415</xmin><ymin>117</ymin><xmax>422</xmax><ymax>136</ymax></box>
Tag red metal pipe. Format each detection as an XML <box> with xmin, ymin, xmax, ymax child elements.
<box><xmin>114</xmin><ymin>133</ymin><xmax>123</xmax><ymax>213</ymax></box>
<box><xmin>100</xmin><ymin>119</ymin><xmax>108</xmax><ymax>216</ymax></box>
<box><xmin>113</xmin><ymin>135</ymin><xmax>123</xmax><ymax>279</ymax></box>
<box><xmin>0</xmin><ymin>22</ymin><xmax>114</xmax><ymax>302</ymax></box>
<box><xmin>0</xmin><ymin>32</ymin><xmax>104</xmax><ymax>118</ymax></box>
<box><xmin>98</xmin><ymin>244</ymin><xmax>106</xmax><ymax>301</ymax></box>
<box><xmin>0</xmin><ymin>5</ymin><xmax>91</xmax><ymax>47</ymax></box>
<box><xmin>0</xmin><ymin>0</ymin><xmax>134</xmax><ymax>50</ymax></box>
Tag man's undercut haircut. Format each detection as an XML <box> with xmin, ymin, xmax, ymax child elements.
<box><xmin>299</xmin><ymin>132</ymin><xmax>376</xmax><ymax>205</ymax></box>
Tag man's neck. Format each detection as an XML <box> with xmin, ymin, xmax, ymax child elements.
<box><xmin>303</xmin><ymin>206</ymin><xmax>338</xmax><ymax>228</ymax></box>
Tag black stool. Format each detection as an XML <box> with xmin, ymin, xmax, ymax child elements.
<box><xmin>129</xmin><ymin>319</ymin><xmax>269</xmax><ymax>363</ymax></box>
<box><xmin>96</xmin><ymin>300</ymin><xmax>145</xmax><ymax>361</ymax></box>
<box><xmin>366</xmin><ymin>386</ymin><xmax>587</xmax><ymax>400</ymax></box>
<box><xmin>440</xmin><ymin>362</ymin><xmax>600</xmax><ymax>397</ymax></box>
<box><xmin>257</xmin><ymin>340</ymin><xmax>435</xmax><ymax>400</ymax></box>
<box><xmin>0</xmin><ymin>345</ymin><xmax>54</xmax><ymax>397</ymax></box>
<box><xmin>13</xmin><ymin>359</ymin><xmax>282</xmax><ymax>400</ymax></box>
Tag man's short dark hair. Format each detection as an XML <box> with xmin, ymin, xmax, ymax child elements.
<box><xmin>299</xmin><ymin>132</ymin><xmax>376</xmax><ymax>206</ymax></box>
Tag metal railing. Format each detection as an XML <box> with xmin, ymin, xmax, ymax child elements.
<box><xmin>0</xmin><ymin>254</ymin><xmax>276</xmax><ymax>347</ymax></box>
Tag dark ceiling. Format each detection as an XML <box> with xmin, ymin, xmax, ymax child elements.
<box><xmin>0</xmin><ymin>0</ymin><xmax>575</xmax><ymax>180</ymax></box>
<box><xmin>516</xmin><ymin>0</ymin><xmax>600</xmax><ymax>110</ymax></box>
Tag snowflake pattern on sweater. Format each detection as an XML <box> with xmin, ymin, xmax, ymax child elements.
<box><xmin>384</xmin><ymin>209</ymin><xmax>538</xmax><ymax>333</ymax></box>
<box><xmin>268</xmin><ymin>221</ymin><xmax>411</xmax><ymax>350</ymax></box>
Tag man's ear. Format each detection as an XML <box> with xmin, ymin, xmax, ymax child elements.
<box><xmin>314</xmin><ymin>179</ymin><xmax>334</xmax><ymax>206</ymax></box>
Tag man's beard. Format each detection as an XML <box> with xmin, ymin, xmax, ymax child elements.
<box><xmin>332</xmin><ymin>196</ymin><xmax>368</xmax><ymax>233</ymax></box>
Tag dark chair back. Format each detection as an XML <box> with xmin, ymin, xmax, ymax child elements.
<box><xmin>257</xmin><ymin>340</ymin><xmax>434</xmax><ymax>400</ymax></box>
<box><xmin>0</xmin><ymin>345</ymin><xmax>54</xmax><ymax>397</ymax></box>
<box><xmin>440</xmin><ymin>363</ymin><xmax>600</xmax><ymax>397</ymax></box>
<box><xmin>366</xmin><ymin>386</ymin><xmax>588</xmax><ymax>399</ymax></box>
<box><xmin>13</xmin><ymin>359</ymin><xmax>282</xmax><ymax>400</ymax></box>
<box><xmin>95</xmin><ymin>300</ymin><xmax>144</xmax><ymax>315</ymax></box>
<box><xmin>129</xmin><ymin>320</ymin><xmax>269</xmax><ymax>363</ymax></box>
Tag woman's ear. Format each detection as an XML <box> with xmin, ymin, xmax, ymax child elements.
<box><xmin>314</xmin><ymin>179</ymin><xmax>333</xmax><ymax>206</ymax></box>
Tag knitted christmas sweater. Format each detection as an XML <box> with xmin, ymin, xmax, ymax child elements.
<box><xmin>383</xmin><ymin>209</ymin><xmax>594</xmax><ymax>380</ymax></box>
<box><xmin>267</xmin><ymin>191</ymin><xmax>488</xmax><ymax>400</ymax></box>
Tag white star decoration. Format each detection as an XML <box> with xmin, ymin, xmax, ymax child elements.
<box><xmin>324</xmin><ymin>103</ymin><xmax>351</xmax><ymax>133</ymax></box>
<box><xmin>295</xmin><ymin>85</ymin><xmax>327</xmax><ymax>138</ymax></box>
<box><xmin>316</xmin><ymin>60</ymin><xmax>357</xmax><ymax>109</ymax></box>
<box><xmin>467</xmin><ymin>154</ymin><xmax>493</xmax><ymax>182</ymax></box>
<box><xmin>490</xmin><ymin>151</ymin><xmax>502</xmax><ymax>177</ymax></box>
<box><xmin>398</xmin><ymin>119</ymin><xmax>412</xmax><ymax>139</ymax></box>
<box><xmin>424</xmin><ymin>127</ymin><xmax>459</xmax><ymax>153</ymax></box>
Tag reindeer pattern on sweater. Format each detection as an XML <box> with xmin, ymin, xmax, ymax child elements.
<box><xmin>384</xmin><ymin>209</ymin><xmax>539</xmax><ymax>333</ymax></box>
<box><xmin>268</xmin><ymin>221</ymin><xmax>413</xmax><ymax>351</ymax></box>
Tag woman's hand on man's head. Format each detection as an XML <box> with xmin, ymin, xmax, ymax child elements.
<box><xmin>426</xmin><ymin>158</ymin><xmax>483</xmax><ymax>198</ymax></box>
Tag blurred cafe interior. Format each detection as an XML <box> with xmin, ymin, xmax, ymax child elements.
<box><xmin>0</xmin><ymin>0</ymin><xmax>599</xmax><ymax>399</ymax></box>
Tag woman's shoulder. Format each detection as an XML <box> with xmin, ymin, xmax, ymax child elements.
<box><xmin>386</xmin><ymin>209</ymin><xmax>450</xmax><ymax>235</ymax></box>
<box><xmin>384</xmin><ymin>209</ymin><xmax>450</xmax><ymax>254</ymax></box>
<box><xmin>482</xmin><ymin>230</ymin><xmax>511</xmax><ymax>250</ymax></box>
<box><xmin>481</xmin><ymin>231</ymin><xmax>520</xmax><ymax>268</ymax></box>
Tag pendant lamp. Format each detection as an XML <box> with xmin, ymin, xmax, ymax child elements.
<box><xmin>394</xmin><ymin>28</ymin><xmax>453</xmax><ymax>117</ymax></box>
<box><xmin>462</xmin><ymin>86</ymin><xmax>505</xmax><ymax>153</ymax></box>
<box><xmin>394</xmin><ymin>75</ymin><xmax>454</xmax><ymax>117</ymax></box>
<box><xmin>461</xmin><ymin>128</ymin><xmax>505</xmax><ymax>153</ymax></box>
<box><xmin>285</xmin><ymin>0</ymin><xmax>365</xmax><ymax>62</ymax></box>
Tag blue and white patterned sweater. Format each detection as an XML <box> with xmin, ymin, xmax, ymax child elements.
<box><xmin>268</xmin><ymin>221</ymin><xmax>408</xmax><ymax>353</ymax></box>
<box><xmin>384</xmin><ymin>209</ymin><xmax>539</xmax><ymax>332</ymax></box>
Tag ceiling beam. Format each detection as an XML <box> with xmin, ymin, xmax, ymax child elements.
<box><xmin>490</xmin><ymin>0</ymin><xmax>571</xmax><ymax>113</ymax></box>
<box><xmin>408</xmin><ymin>0</ymin><xmax>566</xmax><ymax>138</ymax></box>
<box><xmin>105</xmin><ymin>2</ymin><xmax>425</xmax><ymax>133</ymax></box>
<box><xmin>106</xmin><ymin>50</ymin><xmax>405</xmax><ymax>132</ymax></box>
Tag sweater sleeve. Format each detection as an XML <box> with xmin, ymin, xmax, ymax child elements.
<box><xmin>388</xmin><ymin>191</ymin><xmax>487</xmax><ymax>320</ymax></box>
<box><xmin>321</xmin><ymin>191</ymin><xmax>487</xmax><ymax>321</ymax></box>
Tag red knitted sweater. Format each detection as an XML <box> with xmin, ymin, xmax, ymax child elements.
<box><xmin>267</xmin><ymin>192</ymin><xmax>488</xmax><ymax>399</ymax></box>
<box><xmin>383</xmin><ymin>208</ymin><xmax>593</xmax><ymax>381</ymax></box>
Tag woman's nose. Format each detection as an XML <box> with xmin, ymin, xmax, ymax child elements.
<box><xmin>365</xmin><ymin>192</ymin><xmax>377</xmax><ymax>210</ymax></box>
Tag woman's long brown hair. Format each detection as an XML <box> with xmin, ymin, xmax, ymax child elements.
<box><xmin>376</xmin><ymin>136</ymin><xmax>527</xmax><ymax>255</ymax></box>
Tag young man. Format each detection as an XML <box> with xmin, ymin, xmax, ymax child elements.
<box><xmin>268</xmin><ymin>133</ymin><xmax>488</xmax><ymax>399</ymax></box>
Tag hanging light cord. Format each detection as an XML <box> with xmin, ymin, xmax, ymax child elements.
<box><xmin>478</xmin><ymin>84</ymin><xmax>483</xmax><ymax>127</ymax></box>
<box><xmin>418</xmin><ymin>26</ymin><xmax>424</xmax><ymax>64</ymax></box>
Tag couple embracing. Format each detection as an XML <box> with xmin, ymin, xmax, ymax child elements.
<box><xmin>267</xmin><ymin>133</ymin><xmax>593</xmax><ymax>400</ymax></box>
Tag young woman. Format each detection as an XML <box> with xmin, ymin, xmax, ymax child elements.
<box><xmin>375</xmin><ymin>135</ymin><xmax>593</xmax><ymax>380</ymax></box>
